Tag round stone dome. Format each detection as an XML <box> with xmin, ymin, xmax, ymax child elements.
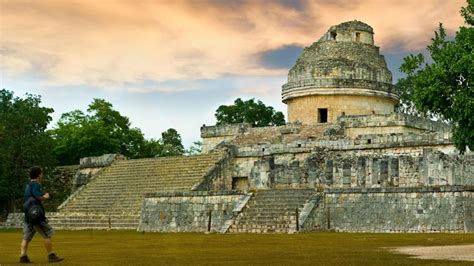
<box><xmin>282</xmin><ymin>20</ymin><xmax>399</xmax><ymax>124</ymax></box>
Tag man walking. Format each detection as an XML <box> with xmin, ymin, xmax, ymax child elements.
<box><xmin>20</xmin><ymin>166</ymin><xmax>63</xmax><ymax>263</ymax></box>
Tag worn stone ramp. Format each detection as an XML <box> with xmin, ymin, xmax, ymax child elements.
<box><xmin>52</xmin><ymin>151</ymin><xmax>226</xmax><ymax>230</ymax></box>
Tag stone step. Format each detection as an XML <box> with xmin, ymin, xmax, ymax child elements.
<box><xmin>75</xmin><ymin>185</ymin><xmax>196</xmax><ymax>190</ymax></box>
<box><xmin>53</xmin><ymin>224</ymin><xmax>137</xmax><ymax>229</ymax></box>
<box><xmin>99</xmin><ymin>166</ymin><xmax>210</xmax><ymax>170</ymax></box>
<box><xmin>62</xmin><ymin>208</ymin><xmax>140</xmax><ymax>212</ymax></box>
<box><xmin>79</xmin><ymin>186</ymin><xmax>195</xmax><ymax>192</ymax></box>
<box><xmin>89</xmin><ymin>178</ymin><xmax>202</xmax><ymax>182</ymax></box>
<box><xmin>83</xmin><ymin>179</ymin><xmax>202</xmax><ymax>185</ymax></box>
<box><xmin>252</xmin><ymin>193</ymin><xmax>314</xmax><ymax>197</ymax></box>
<box><xmin>251</xmin><ymin>195</ymin><xmax>314</xmax><ymax>199</ymax></box>
<box><xmin>227</xmin><ymin>189</ymin><xmax>314</xmax><ymax>233</ymax></box>
<box><xmin>49</xmin><ymin>214</ymin><xmax>139</xmax><ymax>218</ymax></box>
<box><xmin>231</xmin><ymin>224</ymin><xmax>292</xmax><ymax>229</ymax></box>
<box><xmin>64</xmin><ymin>210</ymin><xmax>141</xmax><ymax>214</ymax></box>
<box><xmin>48</xmin><ymin>211</ymin><xmax>140</xmax><ymax>230</ymax></box>
<box><xmin>236</xmin><ymin>213</ymin><xmax>298</xmax><ymax>219</ymax></box>
<box><xmin>50</xmin><ymin>220</ymin><xmax>139</xmax><ymax>225</ymax></box>
<box><xmin>59</xmin><ymin>213</ymin><xmax>140</xmax><ymax>216</ymax></box>
<box><xmin>66</xmin><ymin>203</ymin><xmax>142</xmax><ymax>208</ymax></box>
<box><xmin>238</xmin><ymin>212</ymin><xmax>300</xmax><ymax>218</ymax></box>
<box><xmin>58</xmin><ymin>151</ymin><xmax>227</xmax><ymax>228</ymax></box>
<box><xmin>92</xmin><ymin>172</ymin><xmax>209</xmax><ymax>176</ymax></box>
<box><xmin>246</xmin><ymin>204</ymin><xmax>307</xmax><ymax>208</ymax></box>
<box><xmin>51</xmin><ymin>216</ymin><xmax>138</xmax><ymax>219</ymax></box>
<box><xmin>234</xmin><ymin>219</ymin><xmax>296</xmax><ymax>225</ymax></box>
<box><xmin>228</xmin><ymin>228</ymin><xmax>290</xmax><ymax>233</ymax></box>
<box><xmin>105</xmin><ymin>166</ymin><xmax>215</xmax><ymax>172</ymax></box>
<box><xmin>51</xmin><ymin>218</ymin><xmax>137</xmax><ymax>222</ymax></box>
<box><xmin>67</xmin><ymin>203</ymin><xmax>142</xmax><ymax>207</ymax></box>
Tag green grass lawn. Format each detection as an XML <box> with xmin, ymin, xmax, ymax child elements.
<box><xmin>0</xmin><ymin>229</ymin><xmax>473</xmax><ymax>265</ymax></box>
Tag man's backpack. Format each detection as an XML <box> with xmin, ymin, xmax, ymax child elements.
<box><xmin>23</xmin><ymin>184</ymin><xmax>46</xmax><ymax>225</ymax></box>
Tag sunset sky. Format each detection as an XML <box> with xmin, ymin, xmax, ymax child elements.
<box><xmin>0</xmin><ymin>0</ymin><xmax>466</xmax><ymax>147</ymax></box>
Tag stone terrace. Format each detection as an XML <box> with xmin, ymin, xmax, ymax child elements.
<box><xmin>52</xmin><ymin>151</ymin><xmax>226</xmax><ymax>229</ymax></box>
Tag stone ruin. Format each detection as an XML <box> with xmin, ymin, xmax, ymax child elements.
<box><xmin>5</xmin><ymin>20</ymin><xmax>473</xmax><ymax>233</ymax></box>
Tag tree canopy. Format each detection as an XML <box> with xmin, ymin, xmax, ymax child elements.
<box><xmin>396</xmin><ymin>0</ymin><xmax>473</xmax><ymax>153</ymax></box>
<box><xmin>215</xmin><ymin>98</ymin><xmax>285</xmax><ymax>127</ymax></box>
<box><xmin>51</xmin><ymin>99</ymin><xmax>184</xmax><ymax>165</ymax></box>
<box><xmin>51</xmin><ymin>99</ymin><xmax>147</xmax><ymax>165</ymax></box>
<box><xmin>159</xmin><ymin>128</ymin><xmax>185</xmax><ymax>156</ymax></box>
<box><xmin>0</xmin><ymin>89</ymin><xmax>56</xmax><ymax>212</ymax></box>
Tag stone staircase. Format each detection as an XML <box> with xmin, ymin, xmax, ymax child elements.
<box><xmin>53</xmin><ymin>151</ymin><xmax>226</xmax><ymax>230</ymax></box>
<box><xmin>227</xmin><ymin>189</ymin><xmax>315</xmax><ymax>233</ymax></box>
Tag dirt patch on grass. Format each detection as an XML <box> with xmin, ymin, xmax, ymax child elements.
<box><xmin>391</xmin><ymin>244</ymin><xmax>474</xmax><ymax>262</ymax></box>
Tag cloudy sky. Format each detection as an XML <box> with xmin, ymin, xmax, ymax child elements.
<box><xmin>0</xmin><ymin>0</ymin><xmax>465</xmax><ymax>147</ymax></box>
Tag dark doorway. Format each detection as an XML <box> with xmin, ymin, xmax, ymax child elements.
<box><xmin>356</xmin><ymin>32</ymin><xmax>361</xmax><ymax>42</ymax></box>
<box><xmin>318</xmin><ymin>108</ymin><xmax>328</xmax><ymax>123</ymax></box>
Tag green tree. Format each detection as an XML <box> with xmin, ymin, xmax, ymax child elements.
<box><xmin>138</xmin><ymin>138</ymin><xmax>163</xmax><ymax>158</ymax></box>
<box><xmin>396</xmin><ymin>0</ymin><xmax>473</xmax><ymax>153</ymax></box>
<box><xmin>159</xmin><ymin>128</ymin><xmax>185</xmax><ymax>156</ymax></box>
<box><xmin>0</xmin><ymin>89</ymin><xmax>56</xmax><ymax>212</ymax></box>
<box><xmin>138</xmin><ymin>129</ymin><xmax>185</xmax><ymax>158</ymax></box>
<box><xmin>215</xmin><ymin>98</ymin><xmax>285</xmax><ymax>127</ymax></box>
<box><xmin>51</xmin><ymin>99</ymin><xmax>147</xmax><ymax>165</ymax></box>
<box><xmin>52</xmin><ymin>99</ymin><xmax>186</xmax><ymax>163</ymax></box>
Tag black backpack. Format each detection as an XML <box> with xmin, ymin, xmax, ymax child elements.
<box><xmin>23</xmin><ymin>184</ymin><xmax>46</xmax><ymax>225</ymax></box>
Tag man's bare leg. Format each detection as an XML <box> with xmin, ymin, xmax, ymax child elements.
<box><xmin>20</xmin><ymin>239</ymin><xmax>29</xmax><ymax>256</ymax></box>
<box><xmin>44</xmin><ymin>238</ymin><xmax>63</xmax><ymax>262</ymax></box>
<box><xmin>44</xmin><ymin>238</ymin><xmax>53</xmax><ymax>254</ymax></box>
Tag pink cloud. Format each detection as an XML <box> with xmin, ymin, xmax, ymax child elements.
<box><xmin>0</xmin><ymin>0</ymin><xmax>466</xmax><ymax>89</ymax></box>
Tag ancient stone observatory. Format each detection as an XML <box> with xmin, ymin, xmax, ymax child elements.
<box><xmin>6</xmin><ymin>21</ymin><xmax>473</xmax><ymax>234</ymax></box>
<box><xmin>282</xmin><ymin>20</ymin><xmax>398</xmax><ymax>124</ymax></box>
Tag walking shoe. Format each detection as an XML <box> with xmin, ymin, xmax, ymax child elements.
<box><xmin>48</xmin><ymin>253</ymin><xmax>64</xmax><ymax>263</ymax></box>
<box><xmin>19</xmin><ymin>255</ymin><xmax>31</xmax><ymax>263</ymax></box>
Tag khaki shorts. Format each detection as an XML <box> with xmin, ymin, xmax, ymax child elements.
<box><xmin>23</xmin><ymin>221</ymin><xmax>54</xmax><ymax>241</ymax></box>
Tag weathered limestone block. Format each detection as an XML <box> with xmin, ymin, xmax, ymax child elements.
<box><xmin>201</xmin><ymin>123</ymin><xmax>252</xmax><ymax>153</ymax></box>
<box><xmin>307</xmin><ymin>187</ymin><xmax>474</xmax><ymax>233</ymax></box>
<box><xmin>228</xmin><ymin>147</ymin><xmax>473</xmax><ymax>190</ymax></box>
<box><xmin>138</xmin><ymin>191</ymin><xmax>244</xmax><ymax>232</ymax></box>
<box><xmin>249</xmin><ymin>158</ymin><xmax>274</xmax><ymax>189</ymax></box>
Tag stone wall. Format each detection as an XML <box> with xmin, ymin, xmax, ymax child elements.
<box><xmin>340</xmin><ymin>113</ymin><xmax>451</xmax><ymax>138</ymax></box>
<box><xmin>235</xmin><ymin>132</ymin><xmax>454</xmax><ymax>156</ymax></box>
<box><xmin>231</xmin><ymin>149</ymin><xmax>473</xmax><ymax>190</ymax></box>
<box><xmin>42</xmin><ymin>165</ymin><xmax>78</xmax><ymax>211</ymax></box>
<box><xmin>4</xmin><ymin>212</ymin><xmax>59</xmax><ymax>229</ymax></box>
<box><xmin>138</xmin><ymin>191</ymin><xmax>246</xmax><ymax>232</ymax></box>
<box><xmin>201</xmin><ymin>115</ymin><xmax>455</xmax><ymax>154</ymax></box>
<box><xmin>303</xmin><ymin>186</ymin><xmax>474</xmax><ymax>233</ymax></box>
<box><xmin>192</xmin><ymin>147</ymin><xmax>235</xmax><ymax>192</ymax></box>
<box><xmin>322</xmin><ymin>20</ymin><xmax>374</xmax><ymax>44</ymax></box>
<box><xmin>286</xmin><ymin>94</ymin><xmax>396</xmax><ymax>124</ymax></box>
<box><xmin>201</xmin><ymin>123</ymin><xmax>252</xmax><ymax>153</ymax></box>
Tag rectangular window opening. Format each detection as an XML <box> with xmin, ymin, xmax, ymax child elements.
<box><xmin>232</xmin><ymin>177</ymin><xmax>249</xmax><ymax>191</ymax></box>
<box><xmin>356</xmin><ymin>32</ymin><xmax>361</xmax><ymax>42</ymax></box>
<box><xmin>318</xmin><ymin>108</ymin><xmax>328</xmax><ymax>123</ymax></box>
